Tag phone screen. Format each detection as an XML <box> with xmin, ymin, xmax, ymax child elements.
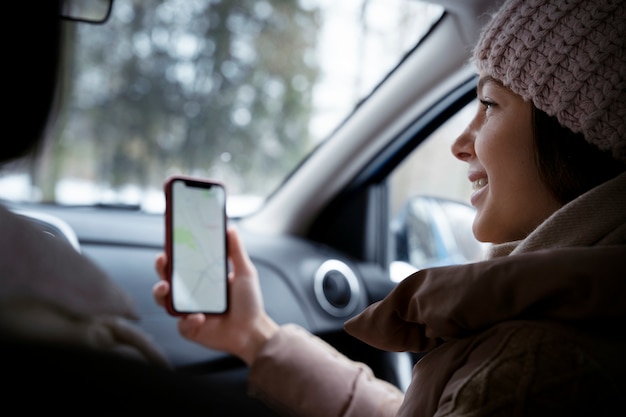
<box><xmin>165</xmin><ymin>176</ymin><xmax>228</xmax><ymax>315</ymax></box>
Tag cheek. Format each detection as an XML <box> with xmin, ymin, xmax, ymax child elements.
<box><xmin>472</xmin><ymin>112</ymin><xmax>550</xmax><ymax>242</ymax></box>
<box><xmin>474</xmin><ymin>126</ymin><xmax>519</xmax><ymax>170</ymax></box>
<box><xmin>477</xmin><ymin>109</ymin><xmax>536</xmax><ymax>181</ymax></box>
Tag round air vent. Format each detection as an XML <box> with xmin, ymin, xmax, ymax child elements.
<box><xmin>313</xmin><ymin>259</ymin><xmax>360</xmax><ymax>317</ymax></box>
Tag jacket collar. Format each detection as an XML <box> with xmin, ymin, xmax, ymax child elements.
<box><xmin>345</xmin><ymin>173</ymin><xmax>626</xmax><ymax>353</ymax></box>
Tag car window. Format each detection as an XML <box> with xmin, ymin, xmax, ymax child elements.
<box><xmin>388</xmin><ymin>100</ymin><xmax>487</xmax><ymax>281</ymax></box>
<box><xmin>1</xmin><ymin>0</ymin><xmax>443</xmax><ymax>217</ymax></box>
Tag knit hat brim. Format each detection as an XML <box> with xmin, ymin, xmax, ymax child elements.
<box><xmin>473</xmin><ymin>0</ymin><xmax>626</xmax><ymax>163</ymax></box>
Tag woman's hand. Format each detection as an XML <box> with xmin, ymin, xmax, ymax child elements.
<box><xmin>153</xmin><ymin>227</ymin><xmax>279</xmax><ymax>365</ymax></box>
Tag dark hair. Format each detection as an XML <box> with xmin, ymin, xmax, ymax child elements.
<box><xmin>3</xmin><ymin>1</ymin><xmax>63</xmax><ymax>164</ymax></box>
<box><xmin>532</xmin><ymin>107</ymin><xmax>626</xmax><ymax>205</ymax></box>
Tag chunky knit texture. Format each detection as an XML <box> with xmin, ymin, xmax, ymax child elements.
<box><xmin>473</xmin><ymin>0</ymin><xmax>626</xmax><ymax>163</ymax></box>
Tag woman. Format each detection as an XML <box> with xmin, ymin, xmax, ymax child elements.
<box><xmin>153</xmin><ymin>0</ymin><xmax>626</xmax><ymax>415</ymax></box>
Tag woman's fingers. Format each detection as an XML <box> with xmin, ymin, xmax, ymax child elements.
<box><xmin>152</xmin><ymin>279</ymin><xmax>169</xmax><ymax>308</ymax></box>
<box><xmin>155</xmin><ymin>253</ymin><xmax>167</xmax><ymax>280</ymax></box>
<box><xmin>153</xmin><ymin>253</ymin><xmax>170</xmax><ymax>307</ymax></box>
<box><xmin>178</xmin><ymin>313</ymin><xmax>206</xmax><ymax>339</ymax></box>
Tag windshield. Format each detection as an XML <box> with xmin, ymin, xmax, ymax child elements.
<box><xmin>2</xmin><ymin>0</ymin><xmax>443</xmax><ymax>216</ymax></box>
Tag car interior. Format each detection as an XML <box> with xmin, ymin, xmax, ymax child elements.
<box><xmin>3</xmin><ymin>0</ymin><xmax>504</xmax><ymax>414</ymax></box>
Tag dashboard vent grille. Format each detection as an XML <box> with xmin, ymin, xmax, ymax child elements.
<box><xmin>313</xmin><ymin>259</ymin><xmax>360</xmax><ymax>317</ymax></box>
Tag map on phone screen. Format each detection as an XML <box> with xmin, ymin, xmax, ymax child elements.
<box><xmin>171</xmin><ymin>181</ymin><xmax>227</xmax><ymax>313</ymax></box>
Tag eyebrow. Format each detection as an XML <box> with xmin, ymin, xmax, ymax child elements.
<box><xmin>476</xmin><ymin>75</ymin><xmax>503</xmax><ymax>94</ymax></box>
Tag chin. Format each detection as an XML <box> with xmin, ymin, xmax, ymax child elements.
<box><xmin>471</xmin><ymin>219</ymin><xmax>489</xmax><ymax>243</ymax></box>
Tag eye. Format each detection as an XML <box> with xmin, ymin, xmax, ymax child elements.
<box><xmin>479</xmin><ymin>98</ymin><xmax>494</xmax><ymax>110</ymax></box>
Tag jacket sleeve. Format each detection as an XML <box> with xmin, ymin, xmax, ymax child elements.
<box><xmin>248</xmin><ymin>324</ymin><xmax>404</xmax><ymax>417</ymax></box>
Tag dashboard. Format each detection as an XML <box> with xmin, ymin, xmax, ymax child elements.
<box><xmin>7</xmin><ymin>201</ymin><xmax>406</xmax><ymax>387</ymax></box>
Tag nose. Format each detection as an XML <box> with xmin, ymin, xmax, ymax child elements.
<box><xmin>451</xmin><ymin>122</ymin><xmax>475</xmax><ymax>162</ymax></box>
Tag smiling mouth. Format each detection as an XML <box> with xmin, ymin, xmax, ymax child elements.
<box><xmin>472</xmin><ymin>177</ymin><xmax>488</xmax><ymax>191</ymax></box>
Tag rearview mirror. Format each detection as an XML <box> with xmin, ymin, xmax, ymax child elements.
<box><xmin>60</xmin><ymin>0</ymin><xmax>113</xmax><ymax>24</ymax></box>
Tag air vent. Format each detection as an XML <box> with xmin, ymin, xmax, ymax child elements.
<box><xmin>313</xmin><ymin>259</ymin><xmax>360</xmax><ymax>317</ymax></box>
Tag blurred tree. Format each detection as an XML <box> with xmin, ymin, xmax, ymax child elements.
<box><xmin>45</xmin><ymin>0</ymin><xmax>320</xmax><ymax>199</ymax></box>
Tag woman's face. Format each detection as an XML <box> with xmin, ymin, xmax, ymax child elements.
<box><xmin>451</xmin><ymin>72</ymin><xmax>562</xmax><ymax>244</ymax></box>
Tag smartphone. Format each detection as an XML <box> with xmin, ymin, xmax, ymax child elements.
<box><xmin>164</xmin><ymin>175</ymin><xmax>228</xmax><ymax>315</ymax></box>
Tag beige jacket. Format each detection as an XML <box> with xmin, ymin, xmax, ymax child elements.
<box><xmin>248</xmin><ymin>172</ymin><xmax>626</xmax><ymax>416</ymax></box>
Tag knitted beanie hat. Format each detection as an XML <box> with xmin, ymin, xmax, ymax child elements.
<box><xmin>473</xmin><ymin>0</ymin><xmax>626</xmax><ymax>163</ymax></box>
